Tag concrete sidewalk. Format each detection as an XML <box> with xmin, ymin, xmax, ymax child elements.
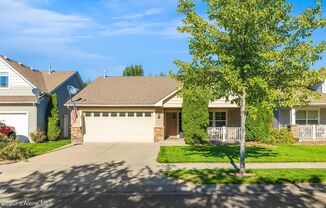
<box><xmin>158</xmin><ymin>162</ymin><xmax>326</xmax><ymax>171</ymax></box>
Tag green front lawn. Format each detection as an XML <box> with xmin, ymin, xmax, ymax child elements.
<box><xmin>163</xmin><ymin>168</ymin><xmax>326</xmax><ymax>184</ymax></box>
<box><xmin>21</xmin><ymin>139</ymin><xmax>70</xmax><ymax>156</ymax></box>
<box><xmin>157</xmin><ymin>144</ymin><xmax>326</xmax><ymax>163</ymax></box>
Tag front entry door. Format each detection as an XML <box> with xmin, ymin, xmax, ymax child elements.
<box><xmin>166</xmin><ymin>112</ymin><xmax>177</xmax><ymax>137</ymax></box>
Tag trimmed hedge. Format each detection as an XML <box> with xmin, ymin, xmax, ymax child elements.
<box><xmin>268</xmin><ymin>128</ymin><xmax>296</xmax><ymax>144</ymax></box>
<box><xmin>182</xmin><ymin>88</ymin><xmax>210</xmax><ymax>145</ymax></box>
<box><xmin>246</xmin><ymin>105</ymin><xmax>274</xmax><ymax>143</ymax></box>
<box><xmin>47</xmin><ymin>94</ymin><xmax>61</xmax><ymax>141</ymax></box>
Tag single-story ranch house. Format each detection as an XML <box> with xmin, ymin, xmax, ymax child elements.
<box><xmin>66</xmin><ymin>76</ymin><xmax>241</xmax><ymax>143</ymax></box>
<box><xmin>0</xmin><ymin>55</ymin><xmax>83</xmax><ymax>141</ymax></box>
<box><xmin>67</xmin><ymin>75</ymin><xmax>326</xmax><ymax>143</ymax></box>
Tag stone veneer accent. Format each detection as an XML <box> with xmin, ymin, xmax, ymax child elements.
<box><xmin>154</xmin><ymin>127</ymin><xmax>165</xmax><ymax>142</ymax></box>
<box><xmin>71</xmin><ymin>127</ymin><xmax>83</xmax><ymax>144</ymax></box>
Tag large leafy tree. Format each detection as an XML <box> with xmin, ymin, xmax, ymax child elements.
<box><xmin>123</xmin><ymin>65</ymin><xmax>144</xmax><ymax>76</ymax></box>
<box><xmin>175</xmin><ymin>0</ymin><xmax>325</xmax><ymax>175</ymax></box>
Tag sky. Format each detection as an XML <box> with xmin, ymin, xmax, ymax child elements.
<box><xmin>0</xmin><ymin>0</ymin><xmax>324</xmax><ymax>81</ymax></box>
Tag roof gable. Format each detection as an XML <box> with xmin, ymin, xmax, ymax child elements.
<box><xmin>0</xmin><ymin>55</ymin><xmax>76</xmax><ymax>93</ymax></box>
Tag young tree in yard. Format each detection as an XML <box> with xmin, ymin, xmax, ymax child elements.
<box><xmin>175</xmin><ymin>0</ymin><xmax>325</xmax><ymax>175</ymax></box>
<box><xmin>47</xmin><ymin>94</ymin><xmax>61</xmax><ymax>141</ymax></box>
<box><xmin>123</xmin><ymin>65</ymin><xmax>144</xmax><ymax>76</ymax></box>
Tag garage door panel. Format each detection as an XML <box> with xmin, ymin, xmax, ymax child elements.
<box><xmin>83</xmin><ymin>113</ymin><xmax>154</xmax><ymax>143</ymax></box>
<box><xmin>0</xmin><ymin>113</ymin><xmax>28</xmax><ymax>139</ymax></box>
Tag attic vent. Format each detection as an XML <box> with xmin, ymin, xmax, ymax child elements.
<box><xmin>3</xmin><ymin>56</ymin><xmax>8</xmax><ymax>60</ymax></box>
<box><xmin>18</xmin><ymin>62</ymin><xmax>23</xmax><ymax>66</ymax></box>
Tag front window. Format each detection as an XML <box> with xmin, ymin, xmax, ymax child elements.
<box><xmin>208</xmin><ymin>111</ymin><xmax>227</xmax><ymax>127</ymax></box>
<box><xmin>0</xmin><ymin>72</ymin><xmax>8</xmax><ymax>88</ymax></box>
<box><xmin>215</xmin><ymin>112</ymin><xmax>226</xmax><ymax>127</ymax></box>
<box><xmin>296</xmin><ymin>110</ymin><xmax>318</xmax><ymax>125</ymax></box>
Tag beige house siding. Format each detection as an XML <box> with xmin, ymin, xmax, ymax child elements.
<box><xmin>227</xmin><ymin>108</ymin><xmax>241</xmax><ymax>127</ymax></box>
<box><xmin>320</xmin><ymin>108</ymin><xmax>326</xmax><ymax>124</ymax></box>
<box><xmin>0</xmin><ymin>59</ymin><xmax>34</xmax><ymax>96</ymax></box>
<box><xmin>163</xmin><ymin>93</ymin><xmax>238</xmax><ymax>108</ymax></box>
<box><xmin>154</xmin><ymin>107</ymin><xmax>164</xmax><ymax>127</ymax></box>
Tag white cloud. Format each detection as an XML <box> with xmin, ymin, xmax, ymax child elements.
<box><xmin>0</xmin><ymin>0</ymin><xmax>105</xmax><ymax>60</ymax></box>
<box><xmin>101</xmin><ymin>19</ymin><xmax>187</xmax><ymax>39</ymax></box>
<box><xmin>0</xmin><ymin>0</ymin><xmax>186</xmax><ymax>62</ymax></box>
<box><xmin>112</xmin><ymin>8</ymin><xmax>163</xmax><ymax>20</ymax></box>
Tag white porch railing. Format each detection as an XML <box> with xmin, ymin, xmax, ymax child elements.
<box><xmin>207</xmin><ymin>127</ymin><xmax>241</xmax><ymax>143</ymax></box>
<box><xmin>297</xmin><ymin>125</ymin><xmax>326</xmax><ymax>140</ymax></box>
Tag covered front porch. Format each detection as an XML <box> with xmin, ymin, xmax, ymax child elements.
<box><xmin>163</xmin><ymin>108</ymin><xmax>242</xmax><ymax>142</ymax></box>
<box><xmin>277</xmin><ymin>106</ymin><xmax>326</xmax><ymax>141</ymax></box>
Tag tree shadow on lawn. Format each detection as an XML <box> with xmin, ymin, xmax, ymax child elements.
<box><xmin>183</xmin><ymin>145</ymin><xmax>278</xmax><ymax>164</ymax></box>
<box><xmin>0</xmin><ymin>161</ymin><xmax>325</xmax><ymax>207</ymax></box>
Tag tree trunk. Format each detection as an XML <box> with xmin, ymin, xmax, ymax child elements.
<box><xmin>240</xmin><ymin>91</ymin><xmax>246</xmax><ymax>176</ymax></box>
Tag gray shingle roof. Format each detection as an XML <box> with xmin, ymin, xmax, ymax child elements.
<box><xmin>71</xmin><ymin>76</ymin><xmax>180</xmax><ymax>106</ymax></box>
<box><xmin>0</xmin><ymin>55</ymin><xmax>76</xmax><ymax>93</ymax></box>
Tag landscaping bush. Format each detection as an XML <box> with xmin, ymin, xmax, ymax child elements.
<box><xmin>0</xmin><ymin>141</ymin><xmax>32</xmax><ymax>160</ymax></box>
<box><xmin>246</xmin><ymin>105</ymin><xmax>274</xmax><ymax>143</ymax></box>
<box><xmin>0</xmin><ymin>135</ymin><xmax>11</xmax><ymax>148</ymax></box>
<box><xmin>268</xmin><ymin>128</ymin><xmax>296</xmax><ymax>145</ymax></box>
<box><xmin>47</xmin><ymin>94</ymin><xmax>62</xmax><ymax>141</ymax></box>
<box><xmin>30</xmin><ymin>129</ymin><xmax>47</xmax><ymax>143</ymax></box>
<box><xmin>182</xmin><ymin>87</ymin><xmax>210</xmax><ymax>145</ymax></box>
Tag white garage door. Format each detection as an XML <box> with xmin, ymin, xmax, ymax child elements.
<box><xmin>0</xmin><ymin>113</ymin><xmax>28</xmax><ymax>138</ymax></box>
<box><xmin>83</xmin><ymin>111</ymin><xmax>154</xmax><ymax>142</ymax></box>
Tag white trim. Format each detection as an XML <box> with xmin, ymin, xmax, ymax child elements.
<box><xmin>290</xmin><ymin>108</ymin><xmax>296</xmax><ymax>125</ymax></box>
<box><xmin>209</xmin><ymin>110</ymin><xmax>228</xmax><ymax>127</ymax></box>
<box><xmin>0</xmin><ymin>57</ymin><xmax>37</xmax><ymax>89</ymax></box>
<box><xmin>295</xmin><ymin>108</ymin><xmax>320</xmax><ymax>125</ymax></box>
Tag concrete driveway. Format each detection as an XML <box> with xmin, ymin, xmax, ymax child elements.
<box><xmin>0</xmin><ymin>143</ymin><xmax>325</xmax><ymax>208</ymax></box>
<box><xmin>0</xmin><ymin>143</ymin><xmax>161</xmax><ymax>180</ymax></box>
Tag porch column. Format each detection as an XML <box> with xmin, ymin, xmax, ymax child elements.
<box><xmin>290</xmin><ymin>108</ymin><xmax>296</xmax><ymax>125</ymax></box>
